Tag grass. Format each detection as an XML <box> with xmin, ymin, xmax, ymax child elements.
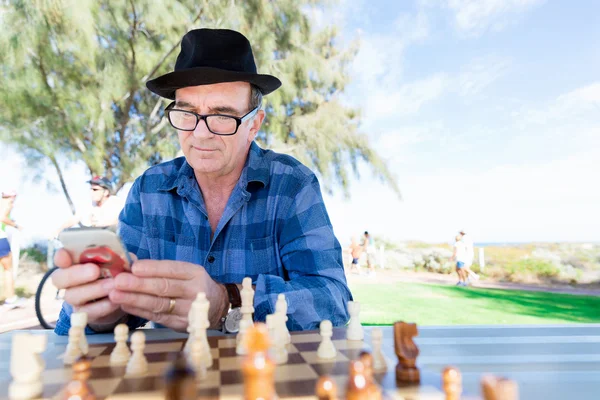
<box><xmin>348</xmin><ymin>281</ymin><xmax>600</xmax><ymax>325</ymax></box>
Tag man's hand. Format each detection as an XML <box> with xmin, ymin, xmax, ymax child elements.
<box><xmin>51</xmin><ymin>249</ymin><xmax>126</xmax><ymax>329</ymax></box>
<box><xmin>109</xmin><ymin>260</ymin><xmax>229</xmax><ymax>332</ymax></box>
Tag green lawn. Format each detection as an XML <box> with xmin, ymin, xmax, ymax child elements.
<box><xmin>348</xmin><ymin>282</ymin><xmax>600</xmax><ymax>325</ymax></box>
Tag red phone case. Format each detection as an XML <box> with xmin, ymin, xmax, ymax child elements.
<box><xmin>79</xmin><ymin>246</ymin><xmax>127</xmax><ymax>278</ymax></box>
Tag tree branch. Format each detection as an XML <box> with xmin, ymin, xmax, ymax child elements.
<box><xmin>141</xmin><ymin>9</ymin><xmax>205</xmax><ymax>83</ymax></box>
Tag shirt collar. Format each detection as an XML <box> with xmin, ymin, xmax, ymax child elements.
<box><xmin>158</xmin><ymin>141</ymin><xmax>270</xmax><ymax>194</ymax></box>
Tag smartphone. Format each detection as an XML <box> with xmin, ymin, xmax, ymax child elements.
<box><xmin>58</xmin><ymin>227</ymin><xmax>132</xmax><ymax>278</ymax></box>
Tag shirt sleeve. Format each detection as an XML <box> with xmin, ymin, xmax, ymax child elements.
<box><xmin>54</xmin><ymin>180</ymin><xmax>149</xmax><ymax>336</ymax></box>
<box><xmin>253</xmin><ymin>173</ymin><xmax>352</xmax><ymax>331</ymax></box>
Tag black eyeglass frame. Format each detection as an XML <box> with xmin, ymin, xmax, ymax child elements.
<box><xmin>165</xmin><ymin>102</ymin><xmax>260</xmax><ymax>136</ymax></box>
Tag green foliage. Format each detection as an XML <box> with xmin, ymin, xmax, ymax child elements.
<box><xmin>0</xmin><ymin>0</ymin><xmax>398</xmax><ymax>199</ymax></box>
<box><xmin>505</xmin><ymin>258</ymin><xmax>561</xmax><ymax>279</ymax></box>
<box><xmin>22</xmin><ymin>246</ymin><xmax>47</xmax><ymax>265</ymax></box>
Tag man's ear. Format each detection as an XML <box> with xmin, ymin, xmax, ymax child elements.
<box><xmin>247</xmin><ymin>110</ymin><xmax>265</xmax><ymax>143</ymax></box>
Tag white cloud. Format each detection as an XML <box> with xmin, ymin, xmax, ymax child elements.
<box><xmin>444</xmin><ymin>0</ymin><xmax>546</xmax><ymax>36</ymax></box>
<box><xmin>456</xmin><ymin>55</ymin><xmax>511</xmax><ymax>96</ymax></box>
<box><xmin>364</xmin><ymin>73</ymin><xmax>449</xmax><ymax>119</ymax></box>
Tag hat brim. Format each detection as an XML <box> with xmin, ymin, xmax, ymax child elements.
<box><xmin>146</xmin><ymin>67</ymin><xmax>282</xmax><ymax>100</ymax></box>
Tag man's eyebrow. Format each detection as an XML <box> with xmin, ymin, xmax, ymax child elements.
<box><xmin>174</xmin><ymin>101</ymin><xmax>242</xmax><ymax>115</ymax></box>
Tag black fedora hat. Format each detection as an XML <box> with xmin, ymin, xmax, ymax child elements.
<box><xmin>146</xmin><ymin>29</ymin><xmax>281</xmax><ymax>99</ymax></box>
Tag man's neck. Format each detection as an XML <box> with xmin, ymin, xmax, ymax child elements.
<box><xmin>194</xmin><ymin>151</ymin><xmax>249</xmax><ymax>199</ymax></box>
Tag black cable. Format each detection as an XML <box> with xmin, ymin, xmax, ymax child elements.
<box><xmin>35</xmin><ymin>266</ymin><xmax>59</xmax><ymax>329</ymax></box>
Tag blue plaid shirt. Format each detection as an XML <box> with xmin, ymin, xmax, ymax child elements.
<box><xmin>55</xmin><ymin>142</ymin><xmax>351</xmax><ymax>335</ymax></box>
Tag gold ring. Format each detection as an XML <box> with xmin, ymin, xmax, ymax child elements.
<box><xmin>166</xmin><ymin>298</ymin><xmax>176</xmax><ymax>314</ymax></box>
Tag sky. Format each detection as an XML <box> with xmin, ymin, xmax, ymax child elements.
<box><xmin>1</xmin><ymin>0</ymin><xmax>599</xmax><ymax>245</ymax></box>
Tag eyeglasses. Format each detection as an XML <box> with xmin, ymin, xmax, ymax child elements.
<box><xmin>165</xmin><ymin>102</ymin><xmax>260</xmax><ymax>136</ymax></box>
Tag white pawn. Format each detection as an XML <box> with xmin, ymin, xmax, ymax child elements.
<box><xmin>240</xmin><ymin>277</ymin><xmax>254</xmax><ymax>324</ymax></box>
<box><xmin>125</xmin><ymin>331</ymin><xmax>148</xmax><ymax>377</ymax></box>
<box><xmin>63</xmin><ymin>326</ymin><xmax>83</xmax><ymax>365</ymax></box>
<box><xmin>110</xmin><ymin>323</ymin><xmax>131</xmax><ymax>366</ymax></box>
<box><xmin>70</xmin><ymin>312</ymin><xmax>88</xmax><ymax>355</ymax></box>
<box><xmin>317</xmin><ymin>320</ymin><xmax>337</xmax><ymax>359</ymax></box>
<box><xmin>275</xmin><ymin>294</ymin><xmax>291</xmax><ymax>344</ymax></box>
<box><xmin>236</xmin><ymin>318</ymin><xmax>253</xmax><ymax>355</ymax></box>
<box><xmin>371</xmin><ymin>327</ymin><xmax>387</xmax><ymax>372</ymax></box>
<box><xmin>272</xmin><ymin>313</ymin><xmax>288</xmax><ymax>364</ymax></box>
<box><xmin>346</xmin><ymin>301</ymin><xmax>364</xmax><ymax>341</ymax></box>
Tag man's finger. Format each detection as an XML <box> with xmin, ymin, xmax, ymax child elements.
<box><xmin>109</xmin><ymin>290</ymin><xmax>189</xmax><ymax>316</ymax></box>
<box><xmin>131</xmin><ymin>260</ymin><xmax>197</xmax><ymax>280</ymax></box>
<box><xmin>63</xmin><ymin>278</ymin><xmax>114</xmax><ymax>306</ymax></box>
<box><xmin>51</xmin><ymin>263</ymin><xmax>101</xmax><ymax>289</ymax></box>
<box><xmin>121</xmin><ymin>305</ymin><xmax>187</xmax><ymax>332</ymax></box>
<box><xmin>54</xmin><ymin>248</ymin><xmax>73</xmax><ymax>269</ymax></box>
<box><xmin>74</xmin><ymin>298</ymin><xmax>120</xmax><ymax>322</ymax></box>
<box><xmin>113</xmin><ymin>272</ymin><xmax>189</xmax><ymax>298</ymax></box>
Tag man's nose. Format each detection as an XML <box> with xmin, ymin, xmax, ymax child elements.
<box><xmin>192</xmin><ymin>118</ymin><xmax>213</xmax><ymax>139</ymax></box>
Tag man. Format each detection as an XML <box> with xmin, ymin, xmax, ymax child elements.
<box><xmin>451</xmin><ymin>234</ymin><xmax>468</xmax><ymax>286</ymax></box>
<box><xmin>1</xmin><ymin>190</ymin><xmax>22</xmax><ymax>306</ymax></box>
<box><xmin>53</xmin><ymin>29</ymin><xmax>352</xmax><ymax>335</ymax></box>
<box><xmin>362</xmin><ymin>231</ymin><xmax>376</xmax><ymax>276</ymax></box>
<box><xmin>458</xmin><ymin>229</ymin><xmax>479</xmax><ymax>282</ymax></box>
<box><xmin>52</xmin><ymin>176</ymin><xmax>124</xmax><ymax>238</ymax></box>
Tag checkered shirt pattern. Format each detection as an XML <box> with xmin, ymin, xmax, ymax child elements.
<box><xmin>55</xmin><ymin>142</ymin><xmax>351</xmax><ymax>335</ymax></box>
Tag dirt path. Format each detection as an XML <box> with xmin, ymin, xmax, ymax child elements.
<box><xmin>346</xmin><ymin>269</ymin><xmax>600</xmax><ymax>296</ymax></box>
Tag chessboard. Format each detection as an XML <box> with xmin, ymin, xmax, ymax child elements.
<box><xmin>0</xmin><ymin>327</ymin><xmax>466</xmax><ymax>400</ymax></box>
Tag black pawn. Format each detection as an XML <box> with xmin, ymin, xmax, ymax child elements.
<box><xmin>165</xmin><ymin>353</ymin><xmax>197</xmax><ymax>400</ymax></box>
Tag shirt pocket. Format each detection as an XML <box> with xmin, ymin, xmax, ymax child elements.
<box><xmin>147</xmin><ymin>228</ymin><xmax>195</xmax><ymax>262</ymax></box>
<box><xmin>249</xmin><ymin>236</ymin><xmax>279</xmax><ymax>276</ymax></box>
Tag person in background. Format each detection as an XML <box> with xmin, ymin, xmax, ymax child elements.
<box><xmin>459</xmin><ymin>229</ymin><xmax>479</xmax><ymax>282</ymax></box>
<box><xmin>362</xmin><ymin>231</ymin><xmax>376</xmax><ymax>276</ymax></box>
<box><xmin>348</xmin><ymin>236</ymin><xmax>363</xmax><ymax>274</ymax></box>
<box><xmin>451</xmin><ymin>234</ymin><xmax>468</xmax><ymax>286</ymax></box>
<box><xmin>0</xmin><ymin>190</ymin><xmax>23</xmax><ymax>307</ymax></box>
<box><xmin>51</xmin><ymin>176</ymin><xmax>124</xmax><ymax>238</ymax></box>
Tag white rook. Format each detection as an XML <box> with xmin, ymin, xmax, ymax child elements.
<box><xmin>478</xmin><ymin>247</ymin><xmax>485</xmax><ymax>271</ymax></box>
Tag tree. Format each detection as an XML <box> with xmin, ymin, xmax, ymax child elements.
<box><xmin>0</xmin><ymin>0</ymin><xmax>399</xmax><ymax>213</ymax></box>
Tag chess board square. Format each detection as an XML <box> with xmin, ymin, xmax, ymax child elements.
<box><xmin>43</xmin><ymin>367</ymin><xmax>71</xmax><ymax>384</ymax></box>
<box><xmin>114</xmin><ymin>376</ymin><xmax>163</xmax><ymax>393</ymax></box>
<box><xmin>145</xmin><ymin>360</ymin><xmax>172</xmax><ymax>377</ymax></box>
<box><xmin>274</xmin><ymin>364</ymin><xmax>318</xmax><ymax>382</ymax></box>
<box><xmin>292</xmin><ymin>341</ymin><xmax>319</xmax><ymax>352</ymax></box>
<box><xmin>219</xmin><ymin>338</ymin><xmax>237</xmax><ymax>348</ymax></box>
<box><xmin>144</xmin><ymin>341</ymin><xmax>183</xmax><ymax>353</ymax></box>
<box><xmin>219</xmin><ymin>355</ymin><xmax>242</xmax><ymax>371</ymax></box>
<box><xmin>276</xmin><ymin>378</ymin><xmax>319</xmax><ymax>397</ymax></box>
<box><xmin>299</xmin><ymin>350</ymin><xmax>349</xmax><ymax>364</ymax></box>
<box><xmin>310</xmin><ymin>360</ymin><xmax>351</xmax><ymax>376</ymax></box>
<box><xmin>195</xmin><ymin>386</ymin><xmax>221</xmax><ymax>399</ymax></box>
<box><xmin>219</xmin><ymin>383</ymin><xmax>244</xmax><ymax>399</ymax></box>
<box><xmin>197</xmin><ymin>370</ymin><xmax>221</xmax><ymax>389</ymax></box>
<box><xmin>220</xmin><ymin>368</ymin><xmax>244</xmax><ymax>385</ymax></box>
<box><xmin>219</xmin><ymin>346</ymin><xmax>238</xmax><ymax>358</ymax></box>
<box><xmin>290</xmin><ymin>333</ymin><xmax>321</xmax><ymax>343</ymax></box>
<box><xmin>332</xmin><ymin>339</ymin><xmax>366</xmax><ymax>350</ymax></box>
<box><xmin>89</xmin><ymin>377</ymin><xmax>123</xmax><ymax>397</ymax></box>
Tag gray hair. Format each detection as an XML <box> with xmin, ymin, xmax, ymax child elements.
<box><xmin>249</xmin><ymin>84</ymin><xmax>263</xmax><ymax>110</ymax></box>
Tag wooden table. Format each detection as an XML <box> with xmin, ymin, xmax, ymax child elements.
<box><xmin>0</xmin><ymin>324</ymin><xmax>599</xmax><ymax>399</ymax></box>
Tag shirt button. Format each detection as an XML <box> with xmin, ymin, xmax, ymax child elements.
<box><xmin>207</xmin><ymin>255</ymin><xmax>215</xmax><ymax>263</ymax></box>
